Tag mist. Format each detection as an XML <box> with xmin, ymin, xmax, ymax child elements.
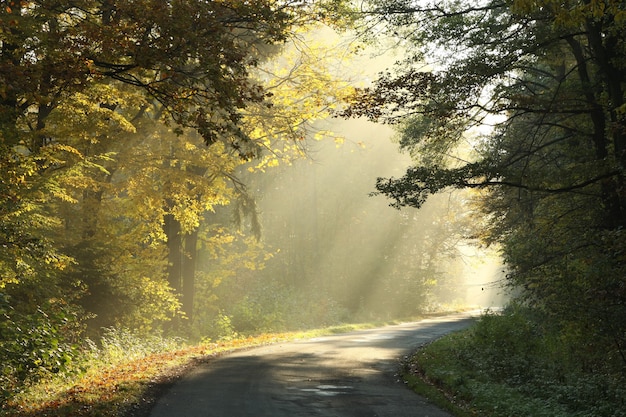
<box><xmin>201</xmin><ymin>117</ymin><xmax>507</xmax><ymax>331</ymax></box>
<box><xmin>191</xmin><ymin>29</ymin><xmax>508</xmax><ymax>334</ymax></box>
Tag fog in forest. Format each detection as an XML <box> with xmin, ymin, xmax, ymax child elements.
<box><xmin>259</xmin><ymin>118</ymin><xmax>506</xmax><ymax>308</ymax></box>
<box><xmin>194</xmin><ymin>116</ymin><xmax>506</xmax><ymax>335</ymax></box>
<box><xmin>186</xmin><ymin>32</ymin><xmax>508</xmax><ymax>335</ymax></box>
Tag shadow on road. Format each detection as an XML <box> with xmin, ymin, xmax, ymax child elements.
<box><xmin>148</xmin><ymin>315</ymin><xmax>474</xmax><ymax>417</ymax></box>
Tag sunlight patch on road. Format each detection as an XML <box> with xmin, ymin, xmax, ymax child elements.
<box><xmin>349</xmin><ymin>334</ymin><xmax>395</xmax><ymax>343</ymax></box>
<box><xmin>288</xmin><ymin>384</ymin><xmax>354</xmax><ymax>397</ymax></box>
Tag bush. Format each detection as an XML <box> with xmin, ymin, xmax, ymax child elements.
<box><xmin>466</xmin><ymin>305</ymin><xmax>545</xmax><ymax>384</ymax></box>
<box><xmin>220</xmin><ymin>286</ymin><xmax>349</xmax><ymax>335</ymax></box>
<box><xmin>198</xmin><ymin>312</ymin><xmax>239</xmax><ymax>341</ymax></box>
<box><xmin>0</xmin><ymin>294</ymin><xmax>80</xmax><ymax>401</ymax></box>
<box><xmin>408</xmin><ymin>304</ymin><xmax>626</xmax><ymax>417</ymax></box>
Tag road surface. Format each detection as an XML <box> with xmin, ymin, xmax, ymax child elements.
<box><xmin>149</xmin><ymin>313</ymin><xmax>475</xmax><ymax>417</ymax></box>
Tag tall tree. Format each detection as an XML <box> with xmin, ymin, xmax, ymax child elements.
<box><xmin>343</xmin><ymin>0</ymin><xmax>626</xmax><ymax>368</ymax></box>
<box><xmin>0</xmin><ymin>0</ymin><xmax>293</xmax><ymax>305</ymax></box>
<box><xmin>0</xmin><ymin>1</ymin><xmax>374</xmax><ymax>400</ymax></box>
<box><xmin>0</xmin><ymin>0</ymin><xmax>338</xmax><ymax>390</ymax></box>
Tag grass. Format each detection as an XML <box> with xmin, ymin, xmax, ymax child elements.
<box><xmin>402</xmin><ymin>333</ymin><xmax>576</xmax><ymax>417</ymax></box>
<box><xmin>401</xmin><ymin>331</ymin><xmax>478</xmax><ymax>417</ymax></box>
<box><xmin>401</xmin><ymin>310</ymin><xmax>626</xmax><ymax>417</ymax></box>
<box><xmin>0</xmin><ymin>321</ymin><xmax>387</xmax><ymax>417</ymax></box>
<box><xmin>402</xmin><ymin>369</ymin><xmax>474</xmax><ymax>417</ymax></box>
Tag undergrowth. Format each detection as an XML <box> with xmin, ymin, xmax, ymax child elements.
<box><xmin>404</xmin><ymin>305</ymin><xmax>626</xmax><ymax>417</ymax></box>
<box><xmin>1</xmin><ymin>321</ymin><xmax>381</xmax><ymax>417</ymax></box>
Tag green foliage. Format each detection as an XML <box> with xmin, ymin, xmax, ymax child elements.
<box><xmin>0</xmin><ymin>1</ymin><xmax>315</xmax><ymax>402</ymax></box>
<box><xmin>0</xmin><ymin>147</ymin><xmax>83</xmax><ymax>402</ymax></box>
<box><xmin>197</xmin><ymin>278</ymin><xmax>350</xmax><ymax>338</ymax></box>
<box><xmin>0</xmin><ymin>294</ymin><xmax>81</xmax><ymax>402</ymax></box>
<box><xmin>409</xmin><ymin>307</ymin><xmax>626</xmax><ymax>417</ymax></box>
<box><xmin>0</xmin><ymin>0</ymin><xmax>363</xmax><ymax>404</ymax></box>
<box><xmin>348</xmin><ymin>0</ymin><xmax>626</xmax><ymax>388</ymax></box>
<box><xmin>228</xmin><ymin>288</ymin><xmax>350</xmax><ymax>334</ymax></box>
<box><xmin>200</xmin><ymin>312</ymin><xmax>239</xmax><ymax>341</ymax></box>
<box><xmin>0</xmin><ymin>0</ymin><xmax>298</xmax><ymax>150</ymax></box>
<box><xmin>465</xmin><ymin>306</ymin><xmax>547</xmax><ymax>383</ymax></box>
<box><xmin>0</xmin><ymin>147</ymin><xmax>74</xmax><ymax>288</ymax></box>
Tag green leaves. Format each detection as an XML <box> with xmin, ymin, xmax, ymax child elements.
<box><xmin>345</xmin><ymin>0</ymin><xmax>626</xmax><ymax>379</ymax></box>
<box><xmin>0</xmin><ymin>0</ymin><xmax>339</xmax><ymax>398</ymax></box>
<box><xmin>410</xmin><ymin>307</ymin><xmax>626</xmax><ymax>417</ymax></box>
<box><xmin>374</xmin><ymin>162</ymin><xmax>498</xmax><ymax>209</ymax></box>
<box><xmin>0</xmin><ymin>296</ymin><xmax>81</xmax><ymax>402</ymax></box>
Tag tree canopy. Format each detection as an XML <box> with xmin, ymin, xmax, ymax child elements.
<box><xmin>0</xmin><ymin>0</ymin><xmax>359</xmax><ymax>396</ymax></box>
<box><xmin>6</xmin><ymin>0</ymin><xmax>626</xmax><ymax>406</ymax></box>
<box><xmin>344</xmin><ymin>0</ymin><xmax>626</xmax><ymax>370</ymax></box>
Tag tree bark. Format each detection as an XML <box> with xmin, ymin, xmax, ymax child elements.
<box><xmin>584</xmin><ymin>21</ymin><xmax>626</xmax><ymax>228</ymax></box>
<box><xmin>567</xmin><ymin>33</ymin><xmax>625</xmax><ymax>228</ymax></box>
<box><xmin>164</xmin><ymin>208</ymin><xmax>183</xmax><ymax>295</ymax></box>
<box><xmin>182</xmin><ymin>230</ymin><xmax>198</xmax><ymax>322</ymax></box>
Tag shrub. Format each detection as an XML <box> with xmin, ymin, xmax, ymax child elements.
<box><xmin>0</xmin><ymin>294</ymin><xmax>80</xmax><ymax>401</ymax></box>
<box><xmin>409</xmin><ymin>305</ymin><xmax>626</xmax><ymax>417</ymax></box>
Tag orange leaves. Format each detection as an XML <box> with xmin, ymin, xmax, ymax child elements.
<box><xmin>3</xmin><ymin>329</ymin><xmax>326</xmax><ymax>417</ymax></box>
<box><xmin>5</xmin><ymin>345</ymin><xmax>207</xmax><ymax>417</ymax></box>
<box><xmin>3</xmin><ymin>1</ymin><xmax>26</xmax><ymax>14</ymax></box>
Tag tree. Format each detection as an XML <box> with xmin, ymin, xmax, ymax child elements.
<box><xmin>0</xmin><ymin>0</ymin><xmax>346</xmax><ymax>392</ymax></box>
<box><xmin>0</xmin><ymin>0</ymin><xmax>292</xmax><ymax>305</ymax></box>
<box><xmin>343</xmin><ymin>0</ymin><xmax>626</xmax><ymax>369</ymax></box>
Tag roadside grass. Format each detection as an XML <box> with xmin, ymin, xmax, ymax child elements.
<box><xmin>403</xmin><ymin>336</ymin><xmax>570</xmax><ymax>417</ymax></box>
<box><xmin>402</xmin><ymin>307</ymin><xmax>626</xmax><ymax>417</ymax></box>
<box><xmin>1</xmin><ymin>321</ymin><xmax>385</xmax><ymax>417</ymax></box>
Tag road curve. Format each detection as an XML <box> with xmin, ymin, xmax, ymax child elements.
<box><xmin>149</xmin><ymin>313</ymin><xmax>475</xmax><ymax>417</ymax></box>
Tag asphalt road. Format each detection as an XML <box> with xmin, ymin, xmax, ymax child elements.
<box><xmin>149</xmin><ymin>313</ymin><xmax>475</xmax><ymax>417</ymax></box>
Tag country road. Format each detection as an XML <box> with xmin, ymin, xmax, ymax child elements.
<box><xmin>149</xmin><ymin>313</ymin><xmax>475</xmax><ymax>417</ymax></box>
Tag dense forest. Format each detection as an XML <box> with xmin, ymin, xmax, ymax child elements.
<box><xmin>2</xmin><ymin>0</ymin><xmax>625</xmax><ymax>414</ymax></box>
<box><xmin>0</xmin><ymin>0</ymin><xmax>348</xmax><ymax>398</ymax></box>
<box><xmin>0</xmin><ymin>0</ymin><xmax>486</xmax><ymax>400</ymax></box>
<box><xmin>343</xmin><ymin>0</ymin><xmax>626</xmax><ymax>415</ymax></box>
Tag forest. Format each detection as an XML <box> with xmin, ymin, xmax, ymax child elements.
<box><xmin>343</xmin><ymin>0</ymin><xmax>626</xmax><ymax>415</ymax></box>
<box><xmin>1</xmin><ymin>0</ymin><xmax>625</xmax><ymax>415</ymax></box>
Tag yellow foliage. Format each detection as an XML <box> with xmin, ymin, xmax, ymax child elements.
<box><xmin>512</xmin><ymin>0</ymin><xmax>626</xmax><ymax>28</ymax></box>
<box><xmin>243</xmin><ymin>25</ymin><xmax>357</xmax><ymax>172</ymax></box>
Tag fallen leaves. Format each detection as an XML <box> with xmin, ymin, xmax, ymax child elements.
<box><xmin>2</xmin><ymin>332</ymin><xmax>300</xmax><ymax>417</ymax></box>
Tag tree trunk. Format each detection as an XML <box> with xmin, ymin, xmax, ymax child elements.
<box><xmin>567</xmin><ymin>34</ymin><xmax>625</xmax><ymax>229</ymax></box>
<box><xmin>182</xmin><ymin>230</ymin><xmax>198</xmax><ymax>322</ymax></box>
<box><xmin>584</xmin><ymin>20</ymin><xmax>626</xmax><ymax>228</ymax></box>
<box><xmin>164</xmin><ymin>209</ymin><xmax>183</xmax><ymax>295</ymax></box>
